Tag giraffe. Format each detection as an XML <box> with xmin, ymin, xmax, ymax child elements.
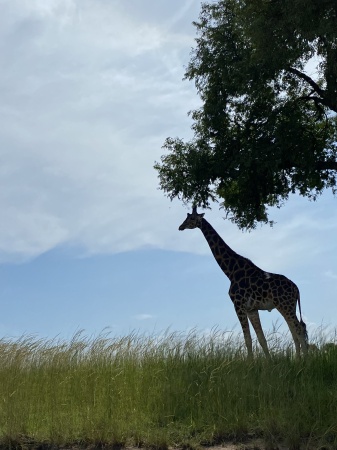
<box><xmin>179</xmin><ymin>207</ymin><xmax>308</xmax><ymax>357</ymax></box>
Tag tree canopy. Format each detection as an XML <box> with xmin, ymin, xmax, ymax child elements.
<box><xmin>154</xmin><ymin>0</ymin><xmax>337</xmax><ymax>229</ymax></box>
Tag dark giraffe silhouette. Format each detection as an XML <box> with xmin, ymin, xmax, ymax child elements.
<box><xmin>179</xmin><ymin>207</ymin><xmax>308</xmax><ymax>357</ymax></box>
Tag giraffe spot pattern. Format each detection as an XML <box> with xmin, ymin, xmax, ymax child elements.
<box><xmin>179</xmin><ymin>210</ymin><xmax>308</xmax><ymax>357</ymax></box>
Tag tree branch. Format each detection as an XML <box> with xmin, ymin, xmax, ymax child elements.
<box><xmin>316</xmin><ymin>160</ymin><xmax>337</xmax><ymax>171</ymax></box>
<box><xmin>287</xmin><ymin>67</ymin><xmax>326</xmax><ymax>98</ymax></box>
<box><xmin>297</xmin><ymin>95</ymin><xmax>331</xmax><ymax>110</ymax></box>
<box><xmin>282</xmin><ymin>160</ymin><xmax>337</xmax><ymax>172</ymax></box>
<box><xmin>288</xmin><ymin>66</ymin><xmax>337</xmax><ymax>112</ymax></box>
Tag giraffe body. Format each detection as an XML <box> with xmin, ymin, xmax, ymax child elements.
<box><xmin>179</xmin><ymin>208</ymin><xmax>308</xmax><ymax>357</ymax></box>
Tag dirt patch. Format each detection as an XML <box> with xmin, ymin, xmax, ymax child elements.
<box><xmin>0</xmin><ymin>440</ymin><xmax>304</xmax><ymax>450</ymax></box>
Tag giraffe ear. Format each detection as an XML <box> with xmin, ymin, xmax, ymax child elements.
<box><xmin>200</xmin><ymin>213</ymin><xmax>205</xmax><ymax>218</ymax></box>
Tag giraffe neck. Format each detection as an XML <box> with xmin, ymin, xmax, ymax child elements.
<box><xmin>199</xmin><ymin>218</ymin><xmax>254</xmax><ymax>279</ymax></box>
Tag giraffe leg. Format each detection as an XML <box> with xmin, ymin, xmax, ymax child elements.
<box><xmin>299</xmin><ymin>321</ymin><xmax>309</xmax><ymax>356</ymax></box>
<box><xmin>235</xmin><ymin>307</ymin><xmax>253</xmax><ymax>358</ymax></box>
<box><xmin>278</xmin><ymin>309</ymin><xmax>306</xmax><ymax>357</ymax></box>
<box><xmin>247</xmin><ymin>310</ymin><xmax>270</xmax><ymax>358</ymax></box>
<box><xmin>295</xmin><ymin>319</ymin><xmax>308</xmax><ymax>356</ymax></box>
<box><xmin>286</xmin><ymin>320</ymin><xmax>301</xmax><ymax>357</ymax></box>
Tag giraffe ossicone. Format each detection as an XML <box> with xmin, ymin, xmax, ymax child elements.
<box><xmin>179</xmin><ymin>207</ymin><xmax>308</xmax><ymax>358</ymax></box>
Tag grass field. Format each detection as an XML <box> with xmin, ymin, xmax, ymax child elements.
<box><xmin>0</xmin><ymin>328</ymin><xmax>336</xmax><ymax>450</ymax></box>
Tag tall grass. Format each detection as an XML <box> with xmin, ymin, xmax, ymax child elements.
<box><xmin>0</xmin><ymin>328</ymin><xmax>336</xmax><ymax>450</ymax></box>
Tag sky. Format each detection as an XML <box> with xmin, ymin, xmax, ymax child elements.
<box><xmin>0</xmin><ymin>0</ymin><xmax>336</xmax><ymax>343</ymax></box>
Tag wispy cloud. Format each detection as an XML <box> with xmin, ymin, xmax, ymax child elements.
<box><xmin>0</xmin><ymin>0</ymin><xmax>200</xmax><ymax>262</ymax></box>
<box><xmin>134</xmin><ymin>314</ymin><xmax>156</xmax><ymax>321</ymax></box>
<box><xmin>324</xmin><ymin>270</ymin><xmax>337</xmax><ymax>281</ymax></box>
<box><xmin>1</xmin><ymin>0</ymin><xmax>337</xmax><ymax>291</ymax></box>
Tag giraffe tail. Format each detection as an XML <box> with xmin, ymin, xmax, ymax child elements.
<box><xmin>297</xmin><ymin>290</ymin><xmax>308</xmax><ymax>343</ymax></box>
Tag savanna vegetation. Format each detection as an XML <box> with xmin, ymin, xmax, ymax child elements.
<box><xmin>0</xmin><ymin>329</ymin><xmax>336</xmax><ymax>450</ymax></box>
<box><xmin>2</xmin><ymin>2</ymin><xmax>337</xmax><ymax>450</ymax></box>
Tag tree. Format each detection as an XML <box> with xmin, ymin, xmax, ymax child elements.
<box><xmin>154</xmin><ymin>0</ymin><xmax>337</xmax><ymax>229</ymax></box>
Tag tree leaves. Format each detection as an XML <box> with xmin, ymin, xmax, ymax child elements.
<box><xmin>155</xmin><ymin>0</ymin><xmax>337</xmax><ymax>229</ymax></box>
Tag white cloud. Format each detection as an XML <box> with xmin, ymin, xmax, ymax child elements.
<box><xmin>324</xmin><ymin>270</ymin><xmax>337</xmax><ymax>281</ymax></box>
<box><xmin>134</xmin><ymin>314</ymin><xmax>155</xmax><ymax>321</ymax></box>
<box><xmin>0</xmin><ymin>0</ymin><xmax>200</xmax><ymax>262</ymax></box>
<box><xmin>1</xmin><ymin>0</ymin><xmax>337</xmax><ymax>286</ymax></box>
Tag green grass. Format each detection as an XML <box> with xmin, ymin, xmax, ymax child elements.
<box><xmin>0</xmin><ymin>328</ymin><xmax>336</xmax><ymax>450</ymax></box>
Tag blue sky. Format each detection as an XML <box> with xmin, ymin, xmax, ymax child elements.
<box><xmin>0</xmin><ymin>0</ymin><xmax>336</xmax><ymax>342</ymax></box>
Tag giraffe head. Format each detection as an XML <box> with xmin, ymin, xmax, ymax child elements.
<box><xmin>179</xmin><ymin>206</ymin><xmax>205</xmax><ymax>230</ymax></box>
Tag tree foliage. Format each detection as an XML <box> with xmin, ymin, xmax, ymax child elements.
<box><xmin>154</xmin><ymin>0</ymin><xmax>337</xmax><ymax>228</ymax></box>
